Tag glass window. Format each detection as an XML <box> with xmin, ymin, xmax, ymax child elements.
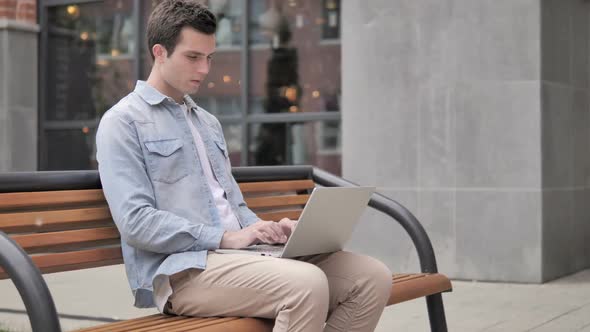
<box><xmin>248</xmin><ymin>0</ymin><xmax>341</xmax><ymax>115</ymax></box>
<box><xmin>220</xmin><ymin>123</ymin><xmax>243</xmax><ymax>166</ymax></box>
<box><xmin>196</xmin><ymin>49</ymin><xmax>242</xmax><ymax>116</ymax></box>
<box><xmin>47</xmin><ymin>1</ymin><xmax>135</xmax><ymax>121</ymax></box>
<box><xmin>248</xmin><ymin>120</ymin><xmax>341</xmax><ymax>175</ymax></box>
<box><xmin>209</xmin><ymin>0</ymin><xmax>243</xmax><ymax>48</ymax></box>
<box><xmin>321</xmin><ymin>0</ymin><xmax>340</xmax><ymax>40</ymax></box>
<box><xmin>198</xmin><ymin>0</ymin><xmax>243</xmax><ymax>116</ymax></box>
<box><xmin>45</xmin><ymin>128</ymin><xmax>97</xmax><ymax>170</ymax></box>
<box><xmin>41</xmin><ymin>0</ymin><xmax>341</xmax><ymax>172</ymax></box>
<box><xmin>43</xmin><ymin>1</ymin><xmax>136</xmax><ymax>170</ymax></box>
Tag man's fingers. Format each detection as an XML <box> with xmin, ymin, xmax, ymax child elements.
<box><xmin>254</xmin><ymin>230</ymin><xmax>273</xmax><ymax>244</ymax></box>
<box><xmin>278</xmin><ymin>218</ymin><xmax>297</xmax><ymax>236</ymax></box>
<box><xmin>252</xmin><ymin>221</ymin><xmax>289</xmax><ymax>244</ymax></box>
<box><xmin>264</xmin><ymin>221</ymin><xmax>287</xmax><ymax>238</ymax></box>
<box><xmin>255</xmin><ymin>228</ymin><xmax>286</xmax><ymax>244</ymax></box>
<box><xmin>262</xmin><ymin>225</ymin><xmax>280</xmax><ymax>241</ymax></box>
<box><xmin>258</xmin><ymin>230</ymin><xmax>287</xmax><ymax>244</ymax></box>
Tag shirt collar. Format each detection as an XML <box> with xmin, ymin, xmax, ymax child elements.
<box><xmin>134</xmin><ymin>80</ymin><xmax>201</xmax><ymax>113</ymax></box>
<box><xmin>134</xmin><ymin>80</ymin><xmax>168</xmax><ymax>105</ymax></box>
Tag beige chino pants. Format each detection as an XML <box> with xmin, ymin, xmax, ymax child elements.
<box><xmin>166</xmin><ymin>251</ymin><xmax>392</xmax><ymax>332</ymax></box>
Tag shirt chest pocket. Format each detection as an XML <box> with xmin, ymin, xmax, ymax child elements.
<box><xmin>213</xmin><ymin>138</ymin><xmax>229</xmax><ymax>159</ymax></box>
<box><xmin>144</xmin><ymin>138</ymin><xmax>189</xmax><ymax>184</ymax></box>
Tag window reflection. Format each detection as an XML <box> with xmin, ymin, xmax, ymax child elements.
<box><xmin>44</xmin><ymin>1</ymin><xmax>135</xmax><ymax>170</ymax></box>
<box><xmin>248</xmin><ymin>0</ymin><xmax>341</xmax><ymax>115</ymax></box>
<box><xmin>321</xmin><ymin>0</ymin><xmax>340</xmax><ymax>40</ymax></box>
<box><xmin>194</xmin><ymin>0</ymin><xmax>243</xmax><ymax>116</ymax></box>
<box><xmin>46</xmin><ymin>129</ymin><xmax>96</xmax><ymax>170</ymax></box>
<box><xmin>220</xmin><ymin>123</ymin><xmax>243</xmax><ymax>166</ymax></box>
<box><xmin>249</xmin><ymin>121</ymin><xmax>341</xmax><ymax>175</ymax></box>
<box><xmin>208</xmin><ymin>0</ymin><xmax>243</xmax><ymax>47</ymax></box>
<box><xmin>47</xmin><ymin>0</ymin><xmax>135</xmax><ymax>121</ymax></box>
<box><xmin>42</xmin><ymin>0</ymin><xmax>340</xmax><ymax>173</ymax></box>
<box><xmin>247</xmin><ymin>0</ymin><xmax>341</xmax><ymax>168</ymax></box>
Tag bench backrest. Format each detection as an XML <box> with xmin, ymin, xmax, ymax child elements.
<box><xmin>0</xmin><ymin>179</ymin><xmax>315</xmax><ymax>280</ymax></box>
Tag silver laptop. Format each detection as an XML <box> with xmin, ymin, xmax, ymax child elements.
<box><xmin>215</xmin><ymin>186</ymin><xmax>375</xmax><ymax>258</ymax></box>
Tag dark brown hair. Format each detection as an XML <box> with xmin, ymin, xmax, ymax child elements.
<box><xmin>147</xmin><ymin>0</ymin><xmax>217</xmax><ymax>60</ymax></box>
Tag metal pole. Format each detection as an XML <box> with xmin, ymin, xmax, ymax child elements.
<box><xmin>133</xmin><ymin>0</ymin><xmax>143</xmax><ymax>81</ymax></box>
<box><xmin>240</xmin><ymin>0</ymin><xmax>250</xmax><ymax>165</ymax></box>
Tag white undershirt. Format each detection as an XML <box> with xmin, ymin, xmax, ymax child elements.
<box><xmin>153</xmin><ymin>103</ymin><xmax>241</xmax><ymax>312</ymax></box>
<box><xmin>181</xmin><ymin>103</ymin><xmax>241</xmax><ymax>232</ymax></box>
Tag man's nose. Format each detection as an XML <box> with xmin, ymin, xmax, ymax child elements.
<box><xmin>197</xmin><ymin>60</ymin><xmax>210</xmax><ymax>75</ymax></box>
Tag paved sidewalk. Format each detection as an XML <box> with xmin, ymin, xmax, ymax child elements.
<box><xmin>1</xmin><ymin>266</ymin><xmax>589</xmax><ymax>331</ymax></box>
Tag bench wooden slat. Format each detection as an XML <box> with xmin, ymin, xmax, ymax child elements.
<box><xmin>245</xmin><ymin>194</ymin><xmax>310</xmax><ymax>209</ymax></box>
<box><xmin>0</xmin><ymin>207</ymin><xmax>113</xmax><ymax>233</ymax></box>
<box><xmin>11</xmin><ymin>227</ymin><xmax>120</xmax><ymax>253</ymax></box>
<box><xmin>73</xmin><ymin>314</ymin><xmax>167</xmax><ymax>332</ymax></box>
<box><xmin>0</xmin><ymin>247</ymin><xmax>123</xmax><ymax>280</ymax></box>
<box><xmin>149</xmin><ymin>317</ymin><xmax>222</xmax><ymax>332</ymax></box>
<box><xmin>388</xmin><ymin>273</ymin><xmax>452</xmax><ymax>306</ymax></box>
<box><xmin>31</xmin><ymin>247</ymin><xmax>123</xmax><ymax>274</ymax></box>
<box><xmin>257</xmin><ymin>210</ymin><xmax>302</xmax><ymax>222</ymax></box>
<box><xmin>74</xmin><ymin>316</ymin><xmax>274</xmax><ymax>332</ymax></box>
<box><xmin>76</xmin><ymin>316</ymin><xmax>225</xmax><ymax>332</ymax></box>
<box><xmin>93</xmin><ymin>316</ymin><xmax>187</xmax><ymax>332</ymax></box>
<box><xmin>184</xmin><ymin>318</ymin><xmax>273</xmax><ymax>332</ymax></box>
<box><xmin>392</xmin><ymin>274</ymin><xmax>426</xmax><ymax>283</ymax></box>
<box><xmin>132</xmin><ymin>317</ymin><xmax>238</xmax><ymax>332</ymax></box>
<box><xmin>112</xmin><ymin>316</ymin><xmax>190</xmax><ymax>332</ymax></box>
<box><xmin>239</xmin><ymin>180</ymin><xmax>315</xmax><ymax>194</ymax></box>
<box><xmin>0</xmin><ymin>189</ymin><xmax>105</xmax><ymax>211</ymax></box>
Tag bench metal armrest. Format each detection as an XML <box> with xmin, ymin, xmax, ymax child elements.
<box><xmin>312</xmin><ymin>167</ymin><xmax>439</xmax><ymax>274</ymax></box>
<box><xmin>0</xmin><ymin>231</ymin><xmax>61</xmax><ymax>332</ymax></box>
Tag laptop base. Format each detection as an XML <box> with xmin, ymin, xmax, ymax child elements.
<box><xmin>215</xmin><ymin>244</ymin><xmax>285</xmax><ymax>257</ymax></box>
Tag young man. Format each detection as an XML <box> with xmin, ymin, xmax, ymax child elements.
<box><xmin>96</xmin><ymin>1</ymin><xmax>392</xmax><ymax>331</ymax></box>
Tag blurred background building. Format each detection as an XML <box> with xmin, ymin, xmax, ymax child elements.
<box><xmin>1</xmin><ymin>0</ymin><xmax>589</xmax><ymax>285</ymax></box>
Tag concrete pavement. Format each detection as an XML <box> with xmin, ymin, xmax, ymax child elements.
<box><xmin>1</xmin><ymin>266</ymin><xmax>589</xmax><ymax>331</ymax></box>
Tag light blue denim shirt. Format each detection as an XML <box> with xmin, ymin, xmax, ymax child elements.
<box><xmin>96</xmin><ymin>81</ymin><xmax>259</xmax><ymax>308</ymax></box>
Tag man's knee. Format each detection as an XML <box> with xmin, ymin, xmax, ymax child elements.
<box><xmin>358</xmin><ymin>255</ymin><xmax>393</xmax><ymax>299</ymax></box>
<box><xmin>285</xmin><ymin>263</ymin><xmax>330</xmax><ymax>308</ymax></box>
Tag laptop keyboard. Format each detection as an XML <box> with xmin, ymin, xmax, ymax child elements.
<box><xmin>244</xmin><ymin>244</ymin><xmax>285</xmax><ymax>253</ymax></box>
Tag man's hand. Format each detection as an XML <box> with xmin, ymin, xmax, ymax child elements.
<box><xmin>278</xmin><ymin>218</ymin><xmax>298</xmax><ymax>237</ymax></box>
<box><xmin>219</xmin><ymin>219</ymin><xmax>289</xmax><ymax>249</ymax></box>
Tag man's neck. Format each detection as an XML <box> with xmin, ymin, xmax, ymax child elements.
<box><xmin>146</xmin><ymin>72</ymin><xmax>184</xmax><ymax>104</ymax></box>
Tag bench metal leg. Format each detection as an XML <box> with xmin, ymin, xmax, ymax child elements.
<box><xmin>426</xmin><ymin>293</ymin><xmax>448</xmax><ymax>332</ymax></box>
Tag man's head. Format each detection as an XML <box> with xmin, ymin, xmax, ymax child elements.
<box><xmin>147</xmin><ymin>0</ymin><xmax>217</xmax><ymax>98</ymax></box>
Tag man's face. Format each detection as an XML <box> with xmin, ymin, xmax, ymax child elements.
<box><xmin>156</xmin><ymin>26</ymin><xmax>216</xmax><ymax>97</ymax></box>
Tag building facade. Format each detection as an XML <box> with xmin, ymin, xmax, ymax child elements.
<box><xmin>1</xmin><ymin>0</ymin><xmax>589</xmax><ymax>283</ymax></box>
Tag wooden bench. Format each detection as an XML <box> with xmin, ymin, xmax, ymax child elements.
<box><xmin>0</xmin><ymin>166</ymin><xmax>452</xmax><ymax>332</ymax></box>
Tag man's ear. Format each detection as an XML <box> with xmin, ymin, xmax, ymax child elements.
<box><xmin>152</xmin><ymin>44</ymin><xmax>167</xmax><ymax>63</ymax></box>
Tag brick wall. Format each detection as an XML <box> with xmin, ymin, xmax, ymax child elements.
<box><xmin>0</xmin><ymin>0</ymin><xmax>36</xmax><ymax>23</ymax></box>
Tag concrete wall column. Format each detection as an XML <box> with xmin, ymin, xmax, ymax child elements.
<box><xmin>342</xmin><ymin>0</ymin><xmax>590</xmax><ymax>283</ymax></box>
<box><xmin>0</xmin><ymin>0</ymin><xmax>38</xmax><ymax>171</ymax></box>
